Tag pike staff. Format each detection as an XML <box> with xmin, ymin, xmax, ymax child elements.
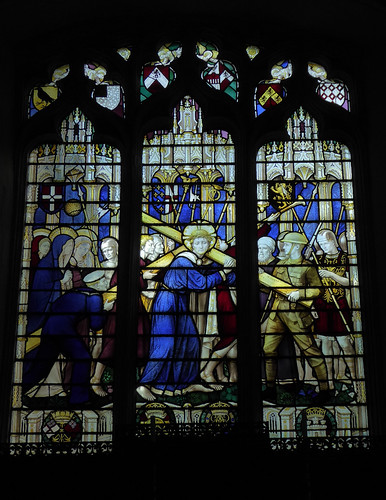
<box><xmin>174</xmin><ymin>184</ymin><xmax>190</xmax><ymax>225</ymax></box>
<box><xmin>334</xmin><ymin>204</ymin><xmax>345</xmax><ymax>236</ymax></box>
<box><xmin>291</xmin><ymin>209</ymin><xmax>351</xmax><ymax>333</ymax></box>
<box><xmin>302</xmin><ymin>184</ymin><xmax>318</xmax><ymax>223</ymax></box>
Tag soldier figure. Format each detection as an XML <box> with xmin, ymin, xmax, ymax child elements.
<box><xmin>262</xmin><ymin>231</ymin><xmax>331</xmax><ymax>403</ymax></box>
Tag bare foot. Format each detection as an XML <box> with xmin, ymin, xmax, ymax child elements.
<box><xmin>201</xmin><ymin>372</ymin><xmax>224</xmax><ymax>391</ymax></box>
<box><xmin>183</xmin><ymin>383</ymin><xmax>214</xmax><ymax>394</ymax></box>
<box><xmin>91</xmin><ymin>377</ymin><xmax>108</xmax><ymax>397</ymax></box>
<box><xmin>92</xmin><ymin>384</ymin><xmax>108</xmax><ymax>397</ymax></box>
<box><xmin>137</xmin><ymin>385</ymin><xmax>156</xmax><ymax>401</ymax></box>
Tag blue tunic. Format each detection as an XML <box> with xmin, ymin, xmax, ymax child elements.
<box><xmin>139</xmin><ymin>254</ymin><xmax>235</xmax><ymax>394</ymax></box>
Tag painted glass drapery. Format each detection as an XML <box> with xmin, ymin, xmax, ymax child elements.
<box><xmin>11</xmin><ymin>109</ymin><xmax>120</xmax><ymax>447</ymax></box>
<box><xmin>257</xmin><ymin>108</ymin><xmax>367</xmax><ymax>441</ymax></box>
<box><xmin>136</xmin><ymin>96</ymin><xmax>237</xmax><ymax>430</ymax></box>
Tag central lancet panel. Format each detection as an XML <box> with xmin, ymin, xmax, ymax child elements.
<box><xmin>136</xmin><ymin>96</ymin><xmax>237</xmax><ymax>430</ymax></box>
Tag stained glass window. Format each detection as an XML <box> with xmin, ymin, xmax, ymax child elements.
<box><xmin>84</xmin><ymin>62</ymin><xmax>125</xmax><ymax>117</ymax></box>
<box><xmin>136</xmin><ymin>96</ymin><xmax>237</xmax><ymax>432</ymax></box>
<box><xmin>140</xmin><ymin>42</ymin><xmax>182</xmax><ymax>102</ymax></box>
<box><xmin>28</xmin><ymin>64</ymin><xmax>70</xmax><ymax>118</ymax></box>
<box><xmin>196</xmin><ymin>42</ymin><xmax>239</xmax><ymax>101</ymax></box>
<box><xmin>10</xmin><ymin>108</ymin><xmax>120</xmax><ymax>449</ymax></box>
<box><xmin>9</xmin><ymin>34</ymin><xmax>370</xmax><ymax>454</ymax></box>
<box><xmin>308</xmin><ymin>62</ymin><xmax>350</xmax><ymax>111</ymax></box>
<box><xmin>254</xmin><ymin>60</ymin><xmax>292</xmax><ymax>116</ymax></box>
<box><xmin>246</xmin><ymin>45</ymin><xmax>260</xmax><ymax>61</ymax></box>
<box><xmin>257</xmin><ymin>107</ymin><xmax>367</xmax><ymax>443</ymax></box>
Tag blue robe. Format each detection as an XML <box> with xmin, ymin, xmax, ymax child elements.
<box><xmin>26</xmin><ymin>234</ymin><xmax>72</xmax><ymax>335</ymax></box>
<box><xmin>139</xmin><ymin>254</ymin><xmax>235</xmax><ymax>394</ymax></box>
<box><xmin>23</xmin><ymin>288</ymin><xmax>105</xmax><ymax>404</ymax></box>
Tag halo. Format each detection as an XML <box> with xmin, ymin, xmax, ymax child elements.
<box><xmin>48</xmin><ymin>226</ymin><xmax>78</xmax><ymax>242</ymax></box>
<box><xmin>182</xmin><ymin>220</ymin><xmax>217</xmax><ymax>251</ymax></box>
<box><xmin>77</xmin><ymin>228</ymin><xmax>98</xmax><ymax>243</ymax></box>
<box><xmin>32</xmin><ymin>228</ymin><xmax>50</xmax><ymax>239</ymax></box>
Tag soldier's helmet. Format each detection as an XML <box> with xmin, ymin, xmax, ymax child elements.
<box><xmin>281</xmin><ymin>231</ymin><xmax>308</xmax><ymax>246</ymax></box>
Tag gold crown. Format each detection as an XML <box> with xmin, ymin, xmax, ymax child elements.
<box><xmin>306</xmin><ymin>407</ymin><xmax>326</xmax><ymax>419</ymax></box>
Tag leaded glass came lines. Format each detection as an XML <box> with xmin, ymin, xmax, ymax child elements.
<box><xmin>10</xmin><ymin>109</ymin><xmax>120</xmax><ymax>447</ymax></box>
<box><xmin>136</xmin><ymin>96</ymin><xmax>237</xmax><ymax>430</ymax></box>
<box><xmin>257</xmin><ymin>108</ymin><xmax>367</xmax><ymax>440</ymax></box>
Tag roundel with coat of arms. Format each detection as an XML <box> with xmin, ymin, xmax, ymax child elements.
<box><xmin>41</xmin><ymin>411</ymin><xmax>83</xmax><ymax>444</ymax></box>
<box><xmin>295</xmin><ymin>407</ymin><xmax>337</xmax><ymax>438</ymax></box>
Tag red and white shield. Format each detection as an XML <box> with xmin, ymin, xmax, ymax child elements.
<box><xmin>39</xmin><ymin>184</ymin><xmax>64</xmax><ymax>213</ymax></box>
<box><xmin>143</xmin><ymin>64</ymin><xmax>173</xmax><ymax>92</ymax></box>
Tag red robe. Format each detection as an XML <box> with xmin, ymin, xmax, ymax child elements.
<box><xmin>213</xmin><ymin>223</ymin><xmax>270</xmax><ymax>351</ymax></box>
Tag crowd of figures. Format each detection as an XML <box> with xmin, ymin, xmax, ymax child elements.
<box><xmin>136</xmin><ymin>217</ymin><xmax>359</xmax><ymax>408</ymax></box>
<box><xmin>23</xmin><ymin>232</ymin><xmax>119</xmax><ymax>408</ymax></box>
<box><xmin>136</xmin><ymin>223</ymin><xmax>237</xmax><ymax>401</ymax></box>
<box><xmin>22</xmin><ymin>219</ymin><xmax>358</xmax><ymax>410</ymax></box>
<box><xmin>258</xmin><ymin>226</ymin><xmax>358</xmax><ymax>405</ymax></box>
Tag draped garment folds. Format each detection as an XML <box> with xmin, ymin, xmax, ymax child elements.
<box><xmin>213</xmin><ymin>245</ymin><xmax>237</xmax><ymax>352</ymax></box>
<box><xmin>137</xmin><ymin>256</ymin><xmax>151</xmax><ymax>367</ymax></box>
<box><xmin>98</xmin><ymin>269</ymin><xmax>117</xmax><ymax>366</ymax></box>
<box><xmin>139</xmin><ymin>252</ymin><xmax>236</xmax><ymax>395</ymax></box>
<box><xmin>23</xmin><ymin>288</ymin><xmax>106</xmax><ymax>404</ymax></box>
<box><xmin>26</xmin><ymin>234</ymin><xmax>72</xmax><ymax>335</ymax></box>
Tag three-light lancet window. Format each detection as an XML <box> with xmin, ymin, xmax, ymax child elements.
<box><xmin>9</xmin><ymin>42</ymin><xmax>367</xmax><ymax>452</ymax></box>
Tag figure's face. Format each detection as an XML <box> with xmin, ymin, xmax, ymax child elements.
<box><xmin>282</xmin><ymin>242</ymin><xmax>293</xmax><ymax>257</ymax></box>
<box><xmin>317</xmin><ymin>235</ymin><xmax>336</xmax><ymax>254</ymax></box>
<box><xmin>102</xmin><ymin>243</ymin><xmax>116</xmax><ymax>261</ymax></box>
<box><xmin>143</xmin><ymin>239</ymin><xmax>154</xmax><ymax>256</ymax></box>
<box><xmin>192</xmin><ymin>237</ymin><xmax>210</xmax><ymax>257</ymax></box>
<box><xmin>59</xmin><ymin>239</ymin><xmax>74</xmax><ymax>267</ymax></box>
<box><xmin>39</xmin><ymin>240</ymin><xmax>51</xmax><ymax>257</ymax></box>
<box><xmin>258</xmin><ymin>244</ymin><xmax>271</xmax><ymax>263</ymax></box>
<box><xmin>153</xmin><ymin>239</ymin><xmax>163</xmax><ymax>254</ymax></box>
<box><xmin>74</xmin><ymin>242</ymin><xmax>91</xmax><ymax>261</ymax></box>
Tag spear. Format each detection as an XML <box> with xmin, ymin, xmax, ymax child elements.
<box><xmin>291</xmin><ymin>209</ymin><xmax>351</xmax><ymax>332</ymax></box>
<box><xmin>258</xmin><ymin>195</ymin><xmax>306</xmax><ymax>226</ymax></box>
